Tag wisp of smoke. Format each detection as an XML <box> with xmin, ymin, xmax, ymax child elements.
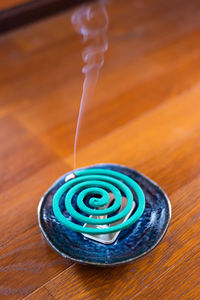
<box><xmin>71</xmin><ymin>0</ymin><xmax>109</xmax><ymax>168</ymax></box>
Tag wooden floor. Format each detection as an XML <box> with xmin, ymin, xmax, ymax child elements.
<box><xmin>0</xmin><ymin>0</ymin><xmax>200</xmax><ymax>298</ymax></box>
<box><xmin>0</xmin><ymin>0</ymin><xmax>31</xmax><ymax>10</ymax></box>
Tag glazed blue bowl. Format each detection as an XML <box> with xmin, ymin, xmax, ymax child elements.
<box><xmin>38</xmin><ymin>164</ymin><xmax>171</xmax><ymax>266</ymax></box>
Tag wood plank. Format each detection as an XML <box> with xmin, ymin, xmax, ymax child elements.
<box><xmin>65</xmin><ymin>85</ymin><xmax>200</xmax><ymax>174</ymax></box>
<box><xmin>0</xmin><ymin>158</ymin><xmax>69</xmax><ymax>244</ymax></box>
<box><xmin>11</xmin><ymin>1</ymin><xmax>200</xmax><ymax>156</ymax></box>
<box><xmin>0</xmin><ymin>115</ymin><xmax>60</xmax><ymax>193</ymax></box>
<box><xmin>0</xmin><ymin>160</ymin><xmax>73</xmax><ymax>299</ymax></box>
<box><xmin>0</xmin><ymin>227</ymin><xmax>72</xmax><ymax>299</ymax></box>
<box><xmin>40</xmin><ymin>30</ymin><xmax>200</xmax><ymax>157</ymax></box>
<box><xmin>133</xmin><ymin>246</ymin><xmax>200</xmax><ymax>300</ymax></box>
<box><xmin>0</xmin><ymin>0</ymin><xmax>90</xmax><ymax>35</ymax></box>
<box><xmin>0</xmin><ymin>1</ymin><xmax>31</xmax><ymax>11</ymax></box>
<box><xmin>25</xmin><ymin>286</ymin><xmax>55</xmax><ymax>300</ymax></box>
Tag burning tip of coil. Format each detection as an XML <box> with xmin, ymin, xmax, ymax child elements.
<box><xmin>65</xmin><ymin>173</ymin><xmax>76</xmax><ymax>182</ymax></box>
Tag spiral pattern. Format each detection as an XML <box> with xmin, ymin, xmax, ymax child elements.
<box><xmin>52</xmin><ymin>168</ymin><xmax>145</xmax><ymax>234</ymax></box>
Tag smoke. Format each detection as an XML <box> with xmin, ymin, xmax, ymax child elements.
<box><xmin>71</xmin><ymin>0</ymin><xmax>109</xmax><ymax>168</ymax></box>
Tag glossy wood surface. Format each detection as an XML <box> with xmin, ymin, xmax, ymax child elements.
<box><xmin>0</xmin><ymin>0</ymin><xmax>31</xmax><ymax>10</ymax></box>
<box><xmin>0</xmin><ymin>0</ymin><xmax>200</xmax><ymax>299</ymax></box>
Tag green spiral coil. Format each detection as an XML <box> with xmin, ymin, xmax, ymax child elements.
<box><xmin>52</xmin><ymin>168</ymin><xmax>145</xmax><ymax>234</ymax></box>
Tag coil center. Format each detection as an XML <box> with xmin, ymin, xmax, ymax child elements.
<box><xmin>52</xmin><ymin>168</ymin><xmax>145</xmax><ymax>244</ymax></box>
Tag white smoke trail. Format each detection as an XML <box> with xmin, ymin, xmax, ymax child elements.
<box><xmin>71</xmin><ymin>0</ymin><xmax>109</xmax><ymax>168</ymax></box>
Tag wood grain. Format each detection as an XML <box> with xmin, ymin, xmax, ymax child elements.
<box><xmin>0</xmin><ymin>0</ymin><xmax>200</xmax><ymax>299</ymax></box>
<box><xmin>24</xmin><ymin>175</ymin><xmax>200</xmax><ymax>300</ymax></box>
<box><xmin>0</xmin><ymin>1</ymin><xmax>31</xmax><ymax>11</ymax></box>
<box><xmin>0</xmin><ymin>0</ymin><xmax>90</xmax><ymax>35</ymax></box>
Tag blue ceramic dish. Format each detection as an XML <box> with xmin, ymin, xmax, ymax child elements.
<box><xmin>38</xmin><ymin>164</ymin><xmax>171</xmax><ymax>266</ymax></box>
